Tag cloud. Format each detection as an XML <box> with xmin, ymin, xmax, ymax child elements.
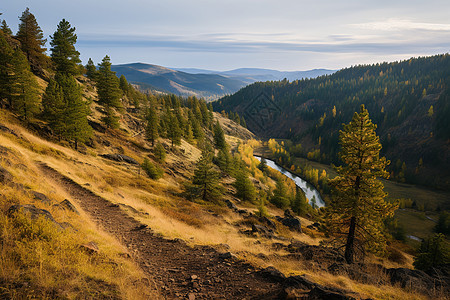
<box><xmin>350</xmin><ymin>19</ymin><xmax>450</xmax><ymax>32</ymax></box>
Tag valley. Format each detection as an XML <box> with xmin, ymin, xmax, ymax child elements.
<box><xmin>0</xmin><ymin>6</ymin><xmax>449</xmax><ymax>300</ymax></box>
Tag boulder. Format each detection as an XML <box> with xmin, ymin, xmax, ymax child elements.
<box><xmin>284</xmin><ymin>209</ymin><xmax>295</xmax><ymax>218</ymax></box>
<box><xmin>224</xmin><ymin>199</ymin><xmax>238</xmax><ymax>211</ymax></box>
<box><xmin>81</xmin><ymin>241</ymin><xmax>99</xmax><ymax>254</ymax></box>
<box><xmin>252</xmin><ymin>224</ymin><xmax>273</xmax><ymax>235</ymax></box>
<box><xmin>100</xmin><ymin>153</ymin><xmax>139</xmax><ymax>165</ymax></box>
<box><xmin>31</xmin><ymin>191</ymin><xmax>51</xmax><ymax>204</ymax></box>
<box><xmin>0</xmin><ymin>166</ymin><xmax>13</xmax><ymax>184</ymax></box>
<box><xmin>260</xmin><ymin>216</ymin><xmax>277</xmax><ymax>229</ymax></box>
<box><xmin>7</xmin><ymin>204</ymin><xmax>62</xmax><ymax>229</ymax></box>
<box><xmin>282</xmin><ymin>217</ymin><xmax>302</xmax><ymax>233</ymax></box>
<box><xmin>387</xmin><ymin>267</ymin><xmax>435</xmax><ymax>291</ymax></box>
<box><xmin>58</xmin><ymin>199</ymin><xmax>80</xmax><ymax>214</ymax></box>
<box><xmin>258</xmin><ymin>266</ymin><xmax>286</xmax><ymax>282</ymax></box>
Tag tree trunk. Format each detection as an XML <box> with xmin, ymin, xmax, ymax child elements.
<box><xmin>345</xmin><ymin>216</ymin><xmax>356</xmax><ymax>264</ymax></box>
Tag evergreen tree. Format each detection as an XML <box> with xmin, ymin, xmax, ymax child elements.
<box><xmin>1</xmin><ymin>20</ymin><xmax>12</xmax><ymax>35</ymax></box>
<box><xmin>10</xmin><ymin>49</ymin><xmax>40</xmax><ymax>120</ymax></box>
<box><xmin>413</xmin><ymin>233</ymin><xmax>450</xmax><ymax>272</ymax></box>
<box><xmin>213</xmin><ymin>120</ymin><xmax>227</xmax><ymax>150</ymax></box>
<box><xmin>85</xmin><ymin>58</ymin><xmax>97</xmax><ymax>80</ymax></box>
<box><xmin>233</xmin><ymin>163</ymin><xmax>256</xmax><ymax>203</ymax></box>
<box><xmin>102</xmin><ymin>106</ymin><xmax>120</xmax><ymax>129</ymax></box>
<box><xmin>184</xmin><ymin>123</ymin><xmax>194</xmax><ymax>143</ymax></box>
<box><xmin>154</xmin><ymin>142</ymin><xmax>166</xmax><ymax>163</ymax></box>
<box><xmin>42</xmin><ymin>73</ymin><xmax>93</xmax><ymax>148</ymax></box>
<box><xmin>270</xmin><ymin>179</ymin><xmax>291</xmax><ymax>209</ymax></box>
<box><xmin>0</xmin><ymin>32</ymin><xmax>13</xmax><ymax>104</ymax></box>
<box><xmin>257</xmin><ymin>158</ymin><xmax>268</xmax><ymax>173</ymax></box>
<box><xmin>292</xmin><ymin>187</ymin><xmax>308</xmax><ymax>215</ymax></box>
<box><xmin>119</xmin><ymin>75</ymin><xmax>128</xmax><ymax>94</ymax></box>
<box><xmin>325</xmin><ymin>105</ymin><xmax>397</xmax><ymax>264</ymax></box>
<box><xmin>96</xmin><ymin>55</ymin><xmax>122</xmax><ymax>108</ymax></box>
<box><xmin>142</xmin><ymin>158</ymin><xmax>163</xmax><ymax>180</ymax></box>
<box><xmin>216</xmin><ymin>148</ymin><xmax>234</xmax><ymax>175</ymax></box>
<box><xmin>16</xmin><ymin>8</ymin><xmax>47</xmax><ymax>68</ymax></box>
<box><xmin>166</xmin><ymin>110</ymin><xmax>181</xmax><ymax>148</ymax></box>
<box><xmin>50</xmin><ymin>19</ymin><xmax>81</xmax><ymax>75</ymax></box>
<box><xmin>146</xmin><ymin>105</ymin><xmax>159</xmax><ymax>146</ymax></box>
<box><xmin>190</xmin><ymin>152</ymin><xmax>223</xmax><ymax>202</ymax></box>
<box><xmin>42</xmin><ymin>78</ymin><xmax>66</xmax><ymax>135</ymax></box>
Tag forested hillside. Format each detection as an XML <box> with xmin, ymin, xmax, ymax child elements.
<box><xmin>214</xmin><ymin>54</ymin><xmax>450</xmax><ymax>190</ymax></box>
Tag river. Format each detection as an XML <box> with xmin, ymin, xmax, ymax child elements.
<box><xmin>254</xmin><ymin>156</ymin><xmax>326</xmax><ymax>208</ymax></box>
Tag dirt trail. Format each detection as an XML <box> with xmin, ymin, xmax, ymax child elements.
<box><xmin>39</xmin><ymin>163</ymin><xmax>284</xmax><ymax>299</ymax></box>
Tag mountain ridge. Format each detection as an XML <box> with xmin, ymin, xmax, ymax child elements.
<box><xmin>112</xmin><ymin>63</ymin><xmax>335</xmax><ymax>100</ymax></box>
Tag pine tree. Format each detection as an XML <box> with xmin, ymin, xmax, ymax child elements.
<box><xmin>190</xmin><ymin>152</ymin><xmax>223</xmax><ymax>202</ymax></box>
<box><xmin>270</xmin><ymin>179</ymin><xmax>291</xmax><ymax>209</ymax></box>
<box><xmin>1</xmin><ymin>20</ymin><xmax>12</xmax><ymax>35</ymax></box>
<box><xmin>184</xmin><ymin>123</ymin><xmax>194</xmax><ymax>143</ymax></box>
<box><xmin>50</xmin><ymin>19</ymin><xmax>81</xmax><ymax>75</ymax></box>
<box><xmin>43</xmin><ymin>73</ymin><xmax>93</xmax><ymax>148</ymax></box>
<box><xmin>16</xmin><ymin>8</ymin><xmax>47</xmax><ymax>69</ymax></box>
<box><xmin>10</xmin><ymin>49</ymin><xmax>40</xmax><ymax>120</ymax></box>
<box><xmin>146</xmin><ymin>105</ymin><xmax>159</xmax><ymax>146</ymax></box>
<box><xmin>213</xmin><ymin>120</ymin><xmax>227</xmax><ymax>150</ymax></box>
<box><xmin>85</xmin><ymin>58</ymin><xmax>97</xmax><ymax>80</ymax></box>
<box><xmin>413</xmin><ymin>233</ymin><xmax>450</xmax><ymax>272</ymax></box>
<box><xmin>0</xmin><ymin>32</ymin><xmax>13</xmax><ymax>104</ymax></box>
<box><xmin>119</xmin><ymin>75</ymin><xmax>128</xmax><ymax>94</ymax></box>
<box><xmin>154</xmin><ymin>142</ymin><xmax>166</xmax><ymax>163</ymax></box>
<box><xmin>166</xmin><ymin>110</ymin><xmax>181</xmax><ymax>148</ymax></box>
<box><xmin>96</xmin><ymin>55</ymin><xmax>122</xmax><ymax>109</ymax></box>
<box><xmin>233</xmin><ymin>163</ymin><xmax>256</xmax><ymax>203</ymax></box>
<box><xmin>216</xmin><ymin>148</ymin><xmax>234</xmax><ymax>175</ymax></box>
<box><xmin>325</xmin><ymin>104</ymin><xmax>397</xmax><ymax>264</ymax></box>
<box><xmin>292</xmin><ymin>187</ymin><xmax>308</xmax><ymax>215</ymax></box>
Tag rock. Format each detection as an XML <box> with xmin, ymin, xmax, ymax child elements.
<box><xmin>7</xmin><ymin>204</ymin><xmax>62</xmax><ymax>229</ymax></box>
<box><xmin>260</xmin><ymin>216</ymin><xmax>276</xmax><ymax>229</ymax></box>
<box><xmin>31</xmin><ymin>191</ymin><xmax>51</xmax><ymax>204</ymax></box>
<box><xmin>237</xmin><ymin>209</ymin><xmax>248</xmax><ymax>215</ymax></box>
<box><xmin>252</xmin><ymin>224</ymin><xmax>272</xmax><ymax>235</ymax></box>
<box><xmin>188</xmin><ymin>293</ymin><xmax>196</xmax><ymax>300</ymax></box>
<box><xmin>258</xmin><ymin>266</ymin><xmax>286</xmax><ymax>282</ymax></box>
<box><xmin>58</xmin><ymin>199</ymin><xmax>80</xmax><ymax>214</ymax></box>
<box><xmin>282</xmin><ymin>217</ymin><xmax>302</xmax><ymax>233</ymax></box>
<box><xmin>387</xmin><ymin>267</ymin><xmax>436</xmax><ymax>291</ymax></box>
<box><xmin>218</xmin><ymin>252</ymin><xmax>233</xmax><ymax>260</ymax></box>
<box><xmin>224</xmin><ymin>199</ymin><xmax>238</xmax><ymax>211</ymax></box>
<box><xmin>308</xmin><ymin>286</ymin><xmax>354</xmax><ymax>300</ymax></box>
<box><xmin>100</xmin><ymin>153</ymin><xmax>139</xmax><ymax>165</ymax></box>
<box><xmin>0</xmin><ymin>166</ymin><xmax>13</xmax><ymax>184</ymax></box>
<box><xmin>284</xmin><ymin>209</ymin><xmax>295</xmax><ymax>218</ymax></box>
<box><xmin>81</xmin><ymin>241</ymin><xmax>99</xmax><ymax>254</ymax></box>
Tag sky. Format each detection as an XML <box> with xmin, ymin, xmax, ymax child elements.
<box><xmin>2</xmin><ymin>0</ymin><xmax>450</xmax><ymax>71</ymax></box>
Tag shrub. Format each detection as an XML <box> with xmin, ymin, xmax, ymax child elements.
<box><xmin>142</xmin><ymin>158</ymin><xmax>164</xmax><ymax>180</ymax></box>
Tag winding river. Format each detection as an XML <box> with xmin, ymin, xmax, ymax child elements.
<box><xmin>254</xmin><ymin>156</ymin><xmax>326</xmax><ymax>208</ymax></box>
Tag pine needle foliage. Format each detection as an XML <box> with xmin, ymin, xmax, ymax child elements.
<box><xmin>325</xmin><ymin>104</ymin><xmax>397</xmax><ymax>264</ymax></box>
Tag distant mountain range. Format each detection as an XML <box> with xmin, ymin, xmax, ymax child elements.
<box><xmin>111</xmin><ymin>63</ymin><xmax>335</xmax><ymax>100</ymax></box>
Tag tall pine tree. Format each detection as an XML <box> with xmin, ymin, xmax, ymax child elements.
<box><xmin>50</xmin><ymin>19</ymin><xmax>81</xmax><ymax>75</ymax></box>
<box><xmin>10</xmin><ymin>48</ymin><xmax>40</xmax><ymax>120</ymax></box>
<box><xmin>42</xmin><ymin>73</ymin><xmax>92</xmax><ymax>148</ymax></box>
<box><xmin>16</xmin><ymin>8</ymin><xmax>47</xmax><ymax>69</ymax></box>
<box><xmin>190</xmin><ymin>152</ymin><xmax>223</xmax><ymax>202</ymax></box>
<box><xmin>146</xmin><ymin>105</ymin><xmax>159</xmax><ymax>146</ymax></box>
<box><xmin>325</xmin><ymin>105</ymin><xmax>397</xmax><ymax>264</ymax></box>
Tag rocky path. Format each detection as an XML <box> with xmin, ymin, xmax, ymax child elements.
<box><xmin>39</xmin><ymin>163</ymin><xmax>287</xmax><ymax>299</ymax></box>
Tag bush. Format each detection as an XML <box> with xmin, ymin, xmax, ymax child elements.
<box><xmin>142</xmin><ymin>158</ymin><xmax>163</xmax><ymax>180</ymax></box>
<box><xmin>153</xmin><ymin>143</ymin><xmax>166</xmax><ymax>163</ymax></box>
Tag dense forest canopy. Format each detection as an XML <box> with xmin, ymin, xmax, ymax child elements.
<box><xmin>214</xmin><ymin>54</ymin><xmax>450</xmax><ymax>190</ymax></box>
